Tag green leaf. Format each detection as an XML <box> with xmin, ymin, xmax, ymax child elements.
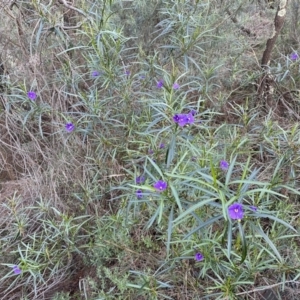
<box><xmin>255</xmin><ymin>213</ymin><xmax>297</xmax><ymax>233</ymax></box>
<box><xmin>251</xmin><ymin>223</ymin><xmax>283</xmax><ymax>262</ymax></box>
<box><xmin>238</xmin><ymin>221</ymin><xmax>247</xmax><ymax>263</ymax></box>
<box><xmin>169</xmin><ymin>183</ymin><xmax>183</xmax><ymax>212</ymax></box>
<box><xmin>184</xmin><ymin>215</ymin><xmax>223</xmax><ymax>239</ymax></box>
<box><xmin>173</xmin><ymin>197</ymin><xmax>218</xmax><ymax>225</ymax></box>
<box><xmin>166</xmin><ymin>134</ymin><xmax>176</xmax><ymax>168</ymax></box>
<box><xmin>166</xmin><ymin>206</ymin><xmax>174</xmax><ymax>258</ymax></box>
<box><xmin>35</xmin><ymin>19</ymin><xmax>44</xmax><ymax>48</ymax></box>
<box><xmin>227</xmin><ymin>221</ymin><xmax>232</xmax><ymax>259</ymax></box>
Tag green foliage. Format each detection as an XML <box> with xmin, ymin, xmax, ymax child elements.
<box><xmin>0</xmin><ymin>0</ymin><xmax>300</xmax><ymax>299</ymax></box>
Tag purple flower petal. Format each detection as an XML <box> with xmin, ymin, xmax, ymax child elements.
<box><xmin>186</xmin><ymin>113</ymin><xmax>194</xmax><ymax>125</ymax></box>
<box><xmin>190</xmin><ymin>109</ymin><xmax>197</xmax><ymax>116</ymax></box>
<box><xmin>12</xmin><ymin>265</ymin><xmax>21</xmax><ymax>275</ymax></box>
<box><xmin>290</xmin><ymin>52</ymin><xmax>299</xmax><ymax>61</ymax></box>
<box><xmin>173</xmin><ymin>114</ymin><xmax>181</xmax><ymax>123</ymax></box>
<box><xmin>136</xmin><ymin>189</ymin><xmax>143</xmax><ymax>199</ymax></box>
<box><xmin>156</xmin><ymin>80</ymin><xmax>164</xmax><ymax>89</ymax></box>
<box><xmin>159</xmin><ymin>143</ymin><xmax>165</xmax><ymax>149</ymax></box>
<box><xmin>91</xmin><ymin>71</ymin><xmax>101</xmax><ymax>77</ymax></box>
<box><xmin>250</xmin><ymin>205</ymin><xmax>257</xmax><ymax>212</ymax></box>
<box><xmin>195</xmin><ymin>252</ymin><xmax>204</xmax><ymax>261</ymax></box>
<box><xmin>173</xmin><ymin>113</ymin><xmax>194</xmax><ymax>127</ymax></box>
<box><xmin>27</xmin><ymin>91</ymin><xmax>37</xmax><ymax>100</ymax></box>
<box><xmin>136</xmin><ymin>176</ymin><xmax>145</xmax><ymax>184</ymax></box>
<box><xmin>173</xmin><ymin>82</ymin><xmax>180</xmax><ymax>90</ymax></box>
<box><xmin>153</xmin><ymin>180</ymin><xmax>167</xmax><ymax>192</ymax></box>
<box><xmin>178</xmin><ymin>115</ymin><xmax>189</xmax><ymax>127</ymax></box>
<box><xmin>65</xmin><ymin>122</ymin><xmax>75</xmax><ymax>132</ymax></box>
<box><xmin>173</xmin><ymin>114</ymin><xmax>188</xmax><ymax>127</ymax></box>
<box><xmin>228</xmin><ymin>203</ymin><xmax>244</xmax><ymax>220</ymax></box>
<box><xmin>220</xmin><ymin>160</ymin><xmax>229</xmax><ymax>171</ymax></box>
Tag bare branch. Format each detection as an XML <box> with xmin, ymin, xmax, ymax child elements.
<box><xmin>225</xmin><ymin>8</ymin><xmax>256</xmax><ymax>37</ymax></box>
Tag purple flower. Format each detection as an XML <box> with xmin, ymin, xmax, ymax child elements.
<box><xmin>173</xmin><ymin>82</ymin><xmax>180</xmax><ymax>90</ymax></box>
<box><xmin>12</xmin><ymin>265</ymin><xmax>21</xmax><ymax>275</ymax></box>
<box><xmin>153</xmin><ymin>180</ymin><xmax>167</xmax><ymax>192</ymax></box>
<box><xmin>27</xmin><ymin>91</ymin><xmax>37</xmax><ymax>100</ymax></box>
<box><xmin>136</xmin><ymin>176</ymin><xmax>145</xmax><ymax>184</ymax></box>
<box><xmin>290</xmin><ymin>52</ymin><xmax>299</xmax><ymax>61</ymax></box>
<box><xmin>91</xmin><ymin>70</ymin><xmax>101</xmax><ymax>77</ymax></box>
<box><xmin>190</xmin><ymin>109</ymin><xmax>197</xmax><ymax>116</ymax></box>
<box><xmin>173</xmin><ymin>114</ymin><xmax>181</xmax><ymax>123</ymax></box>
<box><xmin>186</xmin><ymin>113</ymin><xmax>194</xmax><ymax>124</ymax></box>
<box><xmin>156</xmin><ymin>80</ymin><xmax>164</xmax><ymax>89</ymax></box>
<box><xmin>173</xmin><ymin>113</ymin><xmax>194</xmax><ymax>127</ymax></box>
<box><xmin>65</xmin><ymin>122</ymin><xmax>75</xmax><ymax>132</ymax></box>
<box><xmin>136</xmin><ymin>189</ymin><xmax>143</xmax><ymax>199</ymax></box>
<box><xmin>250</xmin><ymin>205</ymin><xmax>257</xmax><ymax>212</ymax></box>
<box><xmin>220</xmin><ymin>160</ymin><xmax>229</xmax><ymax>171</ymax></box>
<box><xmin>195</xmin><ymin>252</ymin><xmax>204</xmax><ymax>261</ymax></box>
<box><xmin>125</xmin><ymin>70</ymin><xmax>130</xmax><ymax>76</ymax></box>
<box><xmin>178</xmin><ymin>115</ymin><xmax>189</xmax><ymax>127</ymax></box>
<box><xmin>228</xmin><ymin>203</ymin><xmax>244</xmax><ymax>220</ymax></box>
<box><xmin>159</xmin><ymin>143</ymin><xmax>165</xmax><ymax>149</ymax></box>
<box><xmin>148</xmin><ymin>149</ymin><xmax>154</xmax><ymax>155</ymax></box>
<box><xmin>173</xmin><ymin>114</ymin><xmax>187</xmax><ymax>126</ymax></box>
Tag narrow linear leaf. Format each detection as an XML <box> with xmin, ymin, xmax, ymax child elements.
<box><xmin>251</xmin><ymin>223</ymin><xmax>282</xmax><ymax>262</ymax></box>
<box><xmin>255</xmin><ymin>213</ymin><xmax>297</xmax><ymax>233</ymax></box>
<box><xmin>166</xmin><ymin>206</ymin><xmax>174</xmax><ymax>258</ymax></box>
<box><xmin>166</xmin><ymin>134</ymin><xmax>176</xmax><ymax>168</ymax></box>
<box><xmin>169</xmin><ymin>183</ymin><xmax>183</xmax><ymax>212</ymax></box>
<box><xmin>173</xmin><ymin>198</ymin><xmax>218</xmax><ymax>225</ymax></box>
<box><xmin>238</xmin><ymin>221</ymin><xmax>247</xmax><ymax>263</ymax></box>
<box><xmin>227</xmin><ymin>221</ymin><xmax>233</xmax><ymax>259</ymax></box>
<box><xmin>184</xmin><ymin>215</ymin><xmax>223</xmax><ymax>239</ymax></box>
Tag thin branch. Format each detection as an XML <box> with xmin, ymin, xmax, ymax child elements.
<box><xmin>225</xmin><ymin>8</ymin><xmax>256</xmax><ymax>37</ymax></box>
<box><xmin>236</xmin><ymin>280</ymin><xmax>300</xmax><ymax>296</ymax></box>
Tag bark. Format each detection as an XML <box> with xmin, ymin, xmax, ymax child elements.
<box><xmin>257</xmin><ymin>0</ymin><xmax>289</xmax><ymax>100</ymax></box>
<box><xmin>261</xmin><ymin>0</ymin><xmax>288</xmax><ymax>67</ymax></box>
